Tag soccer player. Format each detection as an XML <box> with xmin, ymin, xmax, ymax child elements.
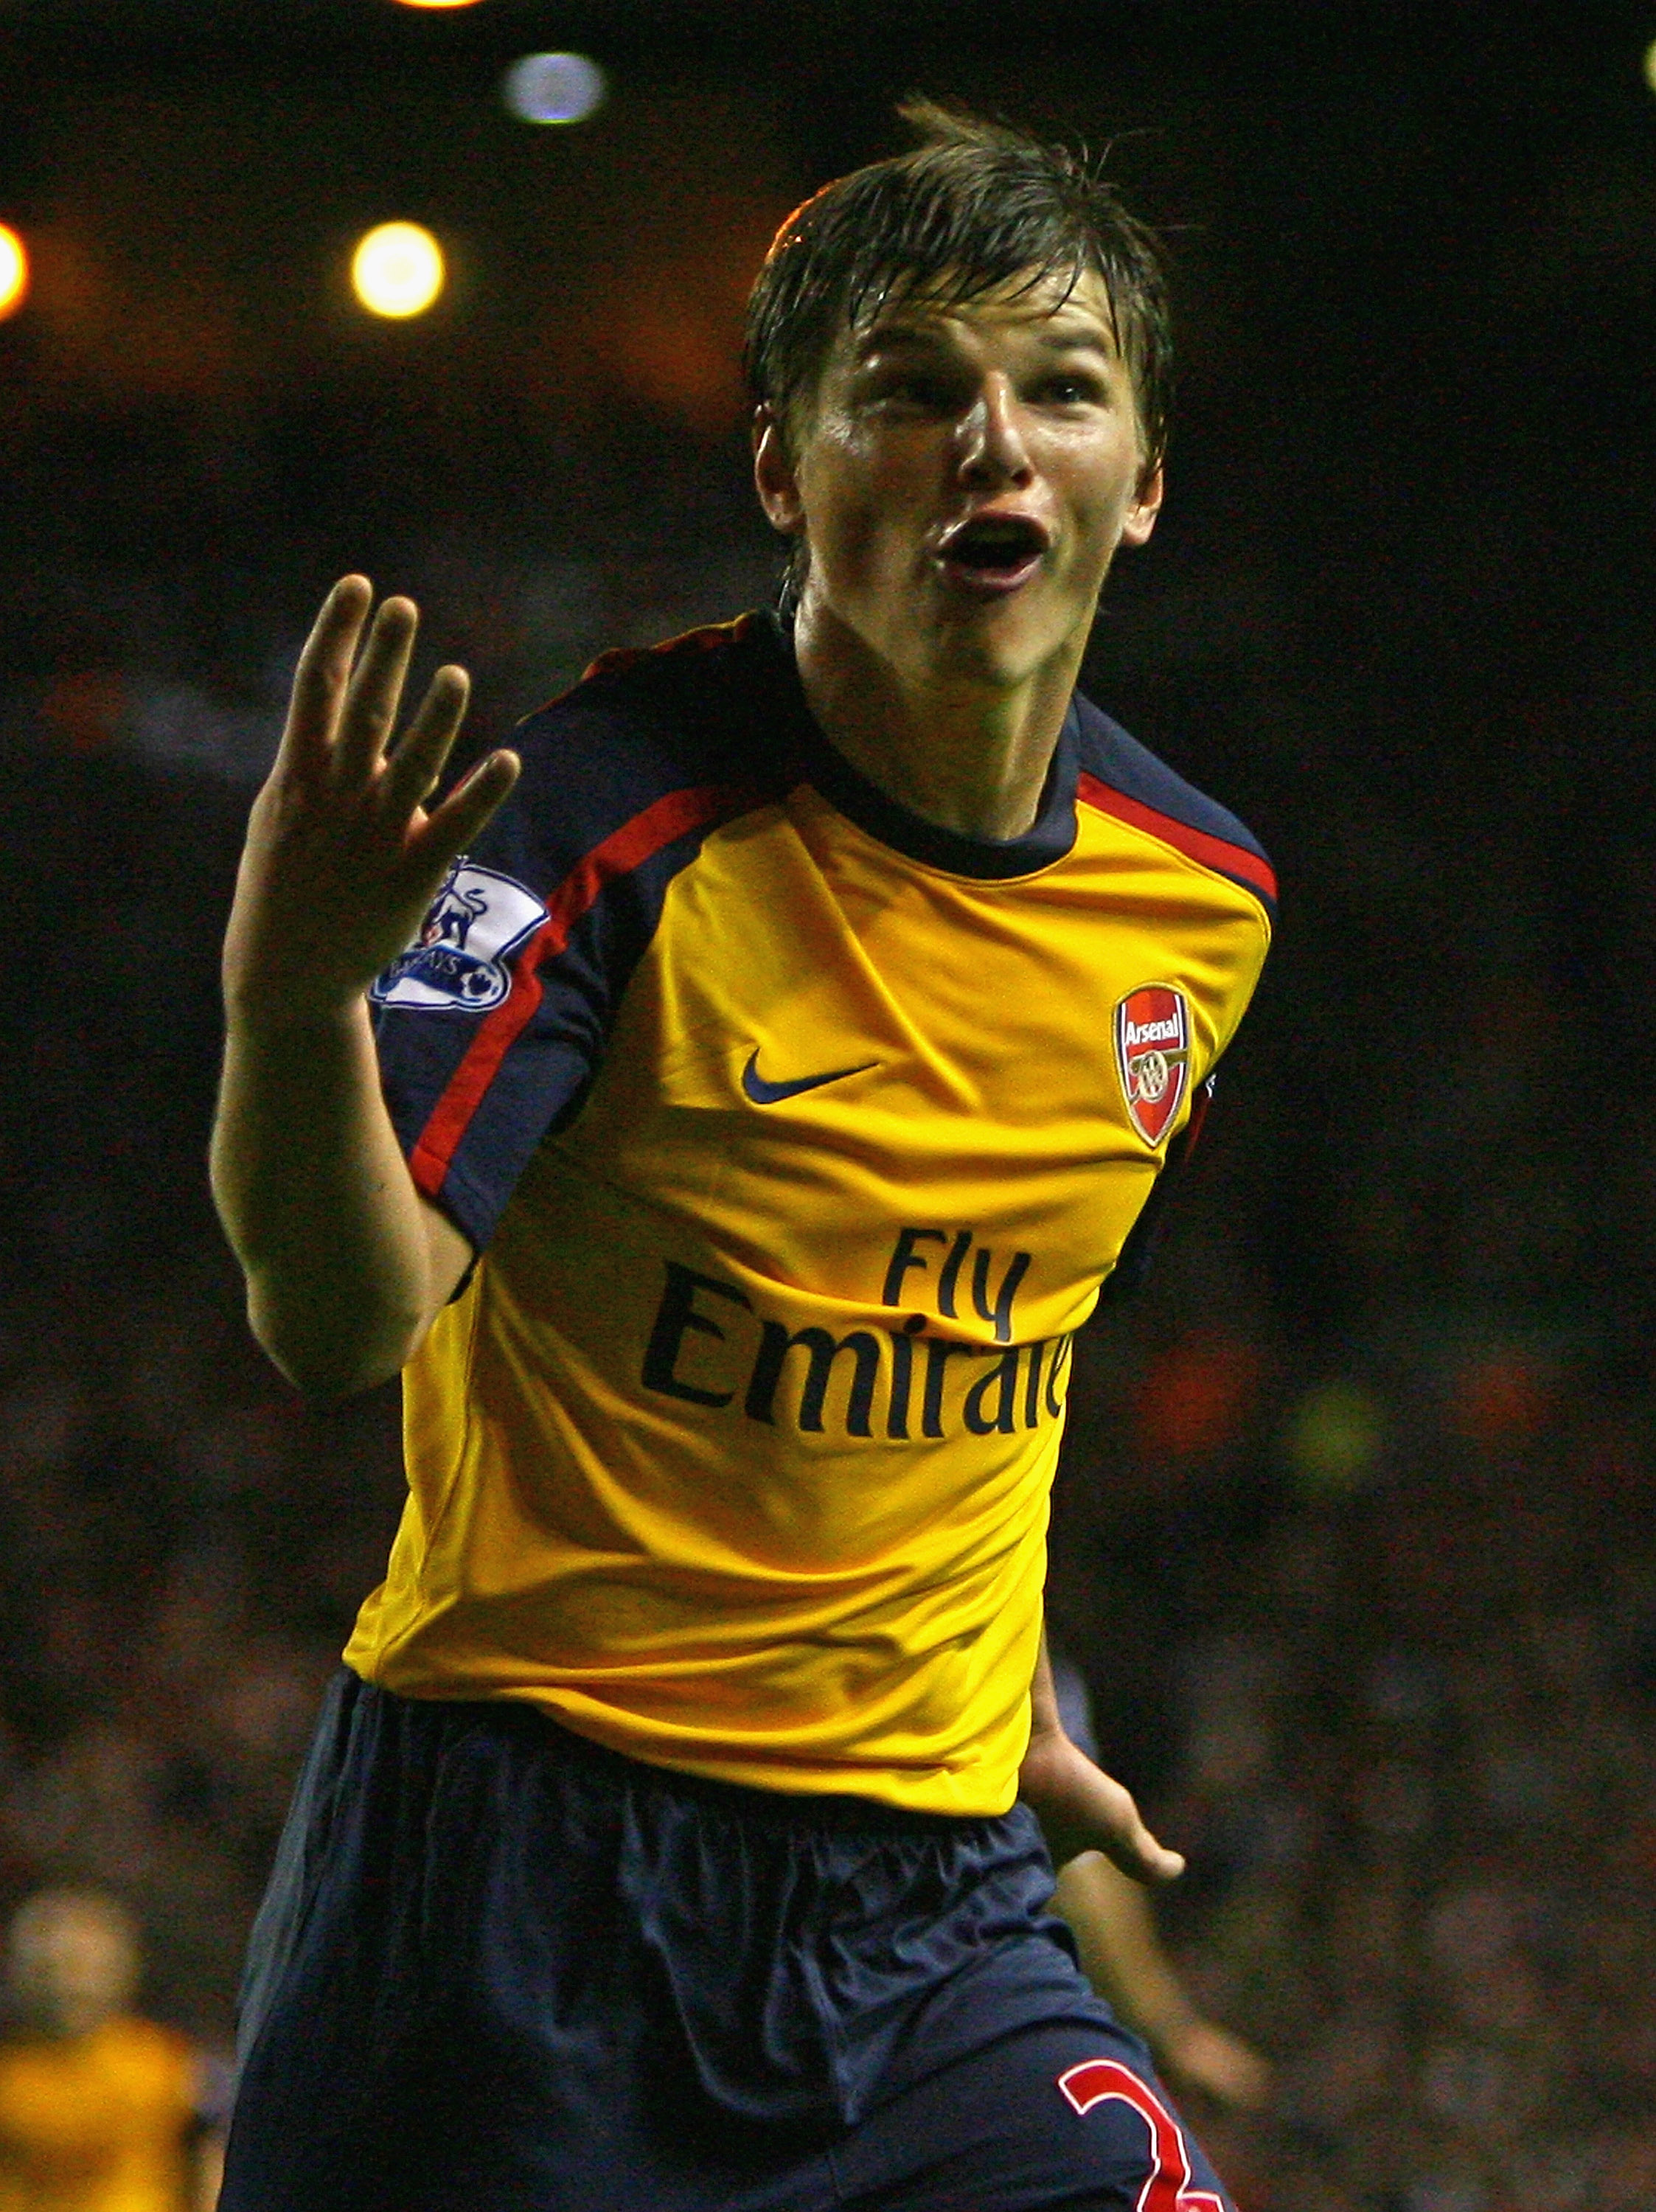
<box><xmin>211</xmin><ymin>103</ymin><xmax>1274</xmax><ymax>2211</ymax></box>
<box><xmin>0</xmin><ymin>1889</ymin><xmax>225</xmax><ymax>2212</ymax></box>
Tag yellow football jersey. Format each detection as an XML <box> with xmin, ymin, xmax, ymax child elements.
<box><xmin>0</xmin><ymin>2017</ymin><xmax>198</xmax><ymax>2212</ymax></box>
<box><xmin>348</xmin><ymin>613</ymin><xmax>1274</xmax><ymax>1815</ymax></box>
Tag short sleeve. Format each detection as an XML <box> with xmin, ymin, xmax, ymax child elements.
<box><xmin>369</xmin><ymin>641</ymin><xmax>770</xmax><ymax>1251</ymax></box>
<box><xmin>369</xmin><ymin>779</ymin><xmax>604</xmax><ymax>1251</ymax></box>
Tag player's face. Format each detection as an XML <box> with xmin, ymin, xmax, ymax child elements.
<box><xmin>755</xmin><ymin>268</ymin><xmax>1162</xmax><ymax>698</ymax></box>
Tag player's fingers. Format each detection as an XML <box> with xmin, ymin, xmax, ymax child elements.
<box><xmin>379</xmin><ymin>664</ymin><xmax>471</xmax><ymax>821</ymax></box>
<box><xmin>1107</xmin><ymin>1810</ymin><xmax>1185</xmax><ymax>1887</ymax></box>
<box><xmin>416</xmin><ymin>748</ymin><xmax>521</xmax><ymax>877</ymax></box>
<box><xmin>333</xmin><ymin>594</ymin><xmax>419</xmax><ymax>787</ymax></box>
<box><xmin>276</xmin><ymin>576</ymin><xmax>372</xmax><ymax>777</ymax></box>
<box><xmin>1182</xmin><ymin>2028</ymin><xmax>1272</xmax><ymax>2110</ymax></box>
<box><xmin>1094</xmin><ymin>1773</ymin><xmax>1185</xmax><ymax>1885</ymax></box>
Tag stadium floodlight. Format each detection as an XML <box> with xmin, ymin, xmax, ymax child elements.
<box><xmin>502</xmin><ymin>52</ymin><xmax>608</xmax><ymax>125</ymax></box>
<box><xmin>351</xmin><ymin>222</ymin><xmax>446</xmax><ymax>319</ymax></box>
<box><xmin>0</xmin><ymin>225</ymin><xmax>28</xmax><ymax>321</ymax></box>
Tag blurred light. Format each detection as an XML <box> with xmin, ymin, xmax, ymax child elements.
<box><xmin>393</xmin><ymin>1</ymin><xmax>487</xmax><ymax>9</ymax></box>
<box><xmin>1282</xmin><ymin>1380</ymin><xmax>1384</xmax><ymax>1500</ymax></box>
<box><xmin>1133</xmin><ymin>1334</ymin><xmax>1259</xmax><ymax>1461</ymax></box>
<box><xmin>502</xmin><ymin>52</ymin><xmax>607</xmax><ymax>125</ymax></box>
<box><xmin>1446</xmin><ymin>1349</ymin><xmax>1552</xmax><ymax>1446</ymax></box>
<box><xmin>0</xmin><ymin>225</ymin><xmax>28</xmax><ymax>320</ymax></box>
<box><xmin>351</xmin><ymin>223</ymin><xmax>445</xmax><ymax>319</ymax></box>
<box><xmin>41</xmin><ymin>670</ymin><xmax>124</xmax><ymax>756</ymax></box>
<box><xmin>1645</xmin><ymin>39</ymin><xmax>1656</xmax><ymax>95</ymax></box>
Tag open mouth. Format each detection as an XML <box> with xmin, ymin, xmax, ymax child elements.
<box><xmin>936</xmin><ymin>514</ymin><xmax>1049</xmax><ymax>587</ymax></box>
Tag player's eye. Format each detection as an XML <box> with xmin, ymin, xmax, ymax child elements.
<box><xmin>1038</xmin><ymin>373</ymin><xmax>1104</xmax><ymax>406</ymax></box>
<box><xmin>877</xmin><ymin>372</ymin><xmax>960</xmax><ymax>411</ymax></box>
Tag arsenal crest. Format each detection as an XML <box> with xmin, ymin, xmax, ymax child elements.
<box><xmin>1114</xmin><ymin>984</ymin><xmax>1191</xmax><ymax>1147</ymax></box>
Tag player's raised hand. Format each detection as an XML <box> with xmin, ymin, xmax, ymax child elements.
<box><xmin>1019</xmin><ymin>1717</ymin><xmax>1186</xmax><ymax>1886</ymax></box>
<box><xmin>222</xmin><ymin>577</ymin><xmax>521</xmax><ymax>1024</ymax></box>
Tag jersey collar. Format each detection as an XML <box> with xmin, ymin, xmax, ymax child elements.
<box><xmin>756</xmin><ymin>611</ymin><xmax>1080</xmax><ymax>882</ymax></box>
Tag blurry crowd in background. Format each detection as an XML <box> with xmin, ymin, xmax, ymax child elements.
<box><xmin>3</xmin><ymin>4</ymin><xmax>1656</xmax><ymax>2208</ymax></box>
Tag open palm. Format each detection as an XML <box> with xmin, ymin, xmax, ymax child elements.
<box><xmin>222</xmin><ymin>576</ymin><xmax>520</xmax><ymax>1023</ymax></box>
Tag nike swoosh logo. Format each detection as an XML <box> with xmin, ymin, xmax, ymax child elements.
<box><xmin>741</xmin><ymin>1049</ymin><xmax>878</xmax><ymax>1105</ymax></box>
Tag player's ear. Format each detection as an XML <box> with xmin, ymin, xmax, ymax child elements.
<box><xmin>753</xmin><ymin>407</ymin><xmax>805</xmax><ymax>538</ymax></box>
<box><xmin>1119</xmin><ymin>459</ymin><xmax>1164</xmax><ymax>549</ymax></box>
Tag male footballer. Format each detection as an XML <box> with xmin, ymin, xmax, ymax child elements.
<box><xmin>212</xmin><ymin>102</ymin><xmax>1273</xmax><ymax>2211</ymax></box>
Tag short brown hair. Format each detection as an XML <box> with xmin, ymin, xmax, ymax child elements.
<box><xmin>743</xmin><ymin>99</ymin><xmax>1173</xmax><ymax>486</ymax></box>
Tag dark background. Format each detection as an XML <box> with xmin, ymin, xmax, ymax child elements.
<box><xmin>1</xmin><ymin>5</ymin><xmax>1654</xmax><ymax>2206</ymax></box>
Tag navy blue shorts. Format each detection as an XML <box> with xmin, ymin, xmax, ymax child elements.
<box><xmin>220</xmin><ymin>1670</ymin><xmax>1232</xmax><ymax>2211</ymax></box>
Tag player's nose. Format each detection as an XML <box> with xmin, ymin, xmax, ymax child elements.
<box><xmin>954</xmin><ymin>375</ymin><xmax>1034</xmax><ymax>487</ymax></box>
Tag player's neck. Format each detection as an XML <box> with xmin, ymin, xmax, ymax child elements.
<box><xmin>791</xmin><ymin>600</ymin><xmax>1080</xmax><ymax>844</ymax></box>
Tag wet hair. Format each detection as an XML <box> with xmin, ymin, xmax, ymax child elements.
<box><xmin>743</xmin><ymin>98</ymin><xmax>1173</xmax><ymax>489</ymax></box>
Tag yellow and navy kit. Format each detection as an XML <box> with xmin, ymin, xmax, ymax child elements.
<box><xmin>347</xmin><ymin>612</ymin><xmax>1275</xmax><ymax>1816</ymax></box>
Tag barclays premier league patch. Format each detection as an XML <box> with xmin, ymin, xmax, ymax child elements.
<box><xmin>369</xmin><ymin>860</ymin><xmax>547</xmax><ymax>1015</ymax></box>
<box><xmin>1113</xmin><ymin>984</ymin><xmax>1191</xmax><ymax>1147</ymax></box>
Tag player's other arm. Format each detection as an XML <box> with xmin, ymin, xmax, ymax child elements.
<box><xmin>1051</xmin><ymin>1854</ymin><xmax>1273</xmax><ymax>2110</ymax></box>
<box><xmin>210</xmin><ymin>579</ymin><xmax>518</xmax><ymax>1398</ymax></box>
<box><xmin>1019</xmin><ymin>1630</ymin><xmax>1185</xmax><ymax>1885</ymax></box>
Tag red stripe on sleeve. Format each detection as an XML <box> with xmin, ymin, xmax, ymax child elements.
<box><xmin>408</xmin><ymin>782</ymin><xmax>756</xmax><ymax>1199</ymax></box>
<box><xmin>1077</xmin><ymin>771</ymin><xmax>1278</xmax><ymax>908</ymax></box>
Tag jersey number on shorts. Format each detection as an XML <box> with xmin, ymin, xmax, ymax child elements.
<box><xmin>1057</xmin><ymin>2059</ymin><xmax>1225</xmax><ymax>2212</ymax></box>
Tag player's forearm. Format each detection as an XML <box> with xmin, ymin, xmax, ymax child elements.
<box><xmin>211</xmin><ymin>996</ymin><xmax>435</xmax><ymax>1397</ymax></box>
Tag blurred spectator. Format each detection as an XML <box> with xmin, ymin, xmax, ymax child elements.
<box><xmin>0</xmin><ymin>1890</ymin><xmax>223</xmax><ymax>2211</ymax></box>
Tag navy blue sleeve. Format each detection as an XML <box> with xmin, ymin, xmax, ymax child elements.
<box><xmin>368</xmin><ymin>627</ymin><xmax>768</xmax><ymax>1251</ymax></box>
